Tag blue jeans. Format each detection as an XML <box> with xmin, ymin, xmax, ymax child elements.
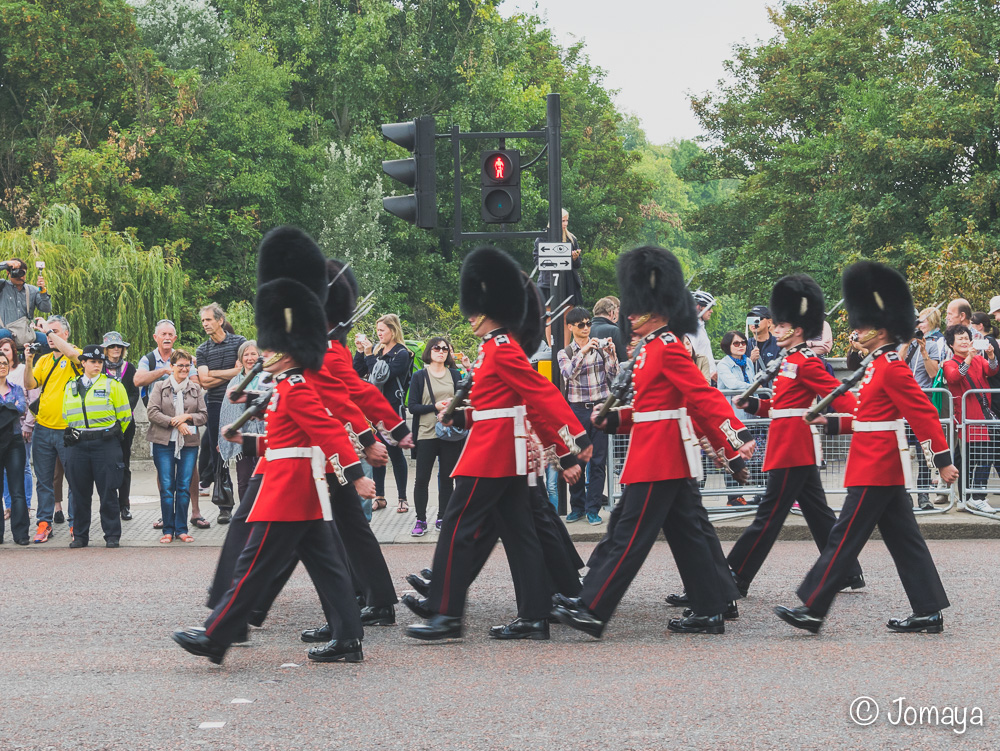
<box><xmin>4</xmin><ymin>437</ymin><xmax>32</xmax><ymax>510</ymax></box>
<box><xmin>33</xmin><ymin>424</ymin><xmax>73</xmax><ymax>526</ymax></box>
<box><xmin>358</xmin><ymin>457</ymin><xmax>373</xmax><ymax>522</ymax></box>
<box><xmin>545</xmin><ymin>466</ymin><xmax>559</xmax><ymax>509</ymax></box>
<box><xmin>153</xmin><ymin>442</ymin><xmax>198</xmax><ymax>536</ymax></box>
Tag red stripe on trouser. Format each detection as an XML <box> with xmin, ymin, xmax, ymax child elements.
<box><xmin>805</xmin><ymin>489</ymin><xmax>867</xmax><ymax>608</ymax></box>
<box><xmin>206</xmin><ymin>522</ymin><xmax>272</xmax><ymax>636</ymax></box>
<box><xmin>735</xmin><ymin>468</ymin><xmax>790</xmax><ymax>575</ymax></box>
<box><xmin>590</xmin><ymin>484</ymin><xmax>653</xmax><ymax>609</ymax></box>
<box><xmin>440</xmin><ymin>479</ymin><xmax>479</xmax><ymax>614</ymax></box>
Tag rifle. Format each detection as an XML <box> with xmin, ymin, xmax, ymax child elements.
<box><xmin>699</xmin><ymin>435</ymin><xmax>734</xmax><ymax>476</ymax></box>
<box><xmin>736</xmin><ymin>350</ymin><xmax>787</xmax><ymax>403</ymax></box>
<box><xmin>228</xmin><ymin>358</ymin><xmax>263</xmax><ymax>401</ymax></box>
<box><xmin>328</xmin><ymin>290</ymin><xmax>376</xmax><ymax>340</ymax></box>
<box><xmin>804</xmin><ymin>352</ymin><xmax>876</xmax><ymax>422</ymax></box>
<box><xmin>441</xmin><ymin>372</ymin><xmax>473</xmax><ymax>421</ymax></box>
<box><xmin>223</xmin><ymin>384</ymin><xmax>274</xmax><ymax>439</ymax></box>
<box><xmin>594</xmin><ymin>344</ymin><xmax>642</xmax><ymax>422</ymax></box>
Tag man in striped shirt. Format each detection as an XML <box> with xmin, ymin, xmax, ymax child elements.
<box><xmin>557</xmin><ymin>306</ymin><xmax>619</xmax><ymax>525</ymax></box>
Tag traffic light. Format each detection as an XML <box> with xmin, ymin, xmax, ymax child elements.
<box><xmin>381</xmin><ymin>116</ymin><xmax>436</xmax><ymax>229</ymax></box>
<box><xmin>480</xmin><ymin>149</ymin><xmax>521</xmax><ymax>223</ymax></box>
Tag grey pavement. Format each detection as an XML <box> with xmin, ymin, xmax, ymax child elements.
<box><xmin>27</xmin><ymin>458</ymin><xmax>1000</xmax><ymax>547</ymax></box>
<box><xmin>0</xmin><ymin>539</ymin><xmax>997</xmax><ymax>749</ymax></box>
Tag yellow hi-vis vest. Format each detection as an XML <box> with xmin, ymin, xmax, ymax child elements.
<box><xmin>62</xmin><ymin>373</ymin><xmax>133</xmax><ymax>431</ymax></box>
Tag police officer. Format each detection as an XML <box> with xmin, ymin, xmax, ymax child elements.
<box><xmin>62</xmin><ymin>344</ymin><xmax>132</xmax><ymax>548</ymax></box>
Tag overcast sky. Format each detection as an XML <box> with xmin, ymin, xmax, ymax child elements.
<box><xmin>500</xmin><ymin>0</ymin><xmax>779</xmax><ymax>144</ymax></box>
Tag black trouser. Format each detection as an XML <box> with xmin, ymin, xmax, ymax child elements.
<box><xmin>727</xmin><ymin>465</ymin><xmax>863</xmax><ymax>586</ymax></box>
<box><xmin>0</xmin><ymin>436</ymin><xmax>29</xmax><ymax>543</ymax></box>
<box><xmin>796</xmin><ymin>485</ymin><xmax>949</xmax><ymax>617</ymax></box>
<box><xmin>65</xmin><ymin>436</ymin><xmax>123</xmax><ymax>544</ymax></box>
<box><xmin>203</xmin><ymin>519</ymin><xmax>362</xmax><ymax>648</ymax></box>
<box><xmin>427</xmin><ymin>475</ymin><xmax>550</xmax><ymax>620</ymax></box>
<box><xmin>462</xmin><ymin>483</ymin><xmax>584</xmax><ymax>600</ymax></box>
<box><xmin>235</xmin><ymin>455</ymin><xmax>255</xmax><ymax>504</ymax></box>
<box><xmin>118</xmin><ymin>419</ymin><xmax>135</xmax><ymax>511</ymax></box>
<box><xmin>413</xmin><ymin>437</ymin><xmax>463</xmax><ymax>522</ymax></box>
<box><xmin>207</xmin><ymin>473</ymin><xmax>262</xmax><ymax>610</ymax></box>
<box><xmin>581</xmin><ymin>479</ymin><xmax>740</xmax><ymax>622</ymax></box>
<box><xmin>568</xmin><ymin>402</ymin><xmax>608</xmax><ymax>515</ymax></box>
<box><xmin>373</xmin><ymin>442</ymin><xmax>408</xmax><ymax>500</ymax></box>
<box><xmin>254</xmin><ymin>475</ymin><xmax>399</xmax><ymax>618</ymax></box>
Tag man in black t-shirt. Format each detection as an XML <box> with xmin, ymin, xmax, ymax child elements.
<box><xmin>195</xmin><ymin>303</ymin><xmax>245</xmax><ymax>524</ymax></box>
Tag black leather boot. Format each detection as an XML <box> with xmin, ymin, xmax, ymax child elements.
<box><xmin>308</xmin><ymin>638</ymin><xmax>364</xmax><ymax>663</ymax></box>
<box><xmin>488</xmin><ymin>617</ymin><xmax>549</xmax><ymax>640</ymax></box>
<box><xmin>774</xmin><ymin>605</ymin><xmax>824</xmax><ymax>634</ymax></box>
<box><xmin>405</xmin><ymin>614</ymin><xmax>463</xmax><ymax>641</ymax></box>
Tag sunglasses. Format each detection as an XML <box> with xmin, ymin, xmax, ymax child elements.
<box><xmin>732</xmin><ymin>340</ymin><xmax>748</xmax><ymax>347</ymax></box>
<box><xmin>575</xmin><ymin>321</ymin><xmax>592</xmax><ymax>328</ymax></box>
<box><xmin>431</xmin><ymin>345</ymin><xmax>450</xmax><ymax>352</ymax></box>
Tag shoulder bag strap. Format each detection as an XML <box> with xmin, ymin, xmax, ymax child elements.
<box><xmin>38</xmin><ymin>355</ymin><xmax>64</xmax><ymax>395</ymax></box>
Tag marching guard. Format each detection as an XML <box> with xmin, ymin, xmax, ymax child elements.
<box><xmin>728</xmin><ymin>275</ymin><xmax>865</xmax><ymax>595</ymax></box>
<box><xmin>174</xmin><ymin>266</ymin><xmax>374</xmax><ymax>665</ymax></box>
<box><xmin>553</xmin><ymin>245</ymin><xmax>753</xmax><ymax>638</ymax></box>
<box><xmin>405</xmin><ymin>246</ymin><xmax>592</xmax><ymax>642</ymax></box>
<box><xmin>776</xmin><ymin>261</ymin><xmax>958</xmax><ymax>634</ymax></box>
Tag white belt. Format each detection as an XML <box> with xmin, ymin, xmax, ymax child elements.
<box><xmin>769</xmin><ymin>408</ymin><xmax>809</xmax><ymax>418</ymax></box>
<box><xmin>631</xmin><ymin>408</ymin><xmax>700</xmax><ymax>478</ymax></box>
<box><xmin>265</xmin><ymin>446</ymin><xmax>332</xmax><ymax>520</ymax></box>
<box><xmin>852</xmin><ymin>420</ymin><xmax>904</xmax><ymax>432</ymax></box>
<box><xmin>632</xmin><ymin>409</ymin><xmax>683</xmax><ymax>423</ymax></box>
<box><xmin>471</xmin><ymin>405</ymin><xmax>528</xmax><ymax>475</ymax></box>
<box><xmin>852</xmin><ymin>420</ymin><xmax>913</xmax><ymax>487</ymax></box>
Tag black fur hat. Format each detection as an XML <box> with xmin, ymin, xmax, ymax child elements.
<box><xmin>513</xmin><ymin>275</ymin><xmax>545</xmax><ymax>358</ymax></box>
<box><xmin>324</xmin><ymin>259</ymin><xmax>358</xmax><ymax>340</ymax></box>
<box><xmin>459</xmin><ymin>246</ymin><xmax>526</xmax><ymax>330</ymax></box>
<box><xmin>256</xmin><ymin>226</ymin><xmax>328</xmax><ymax>304</ymax></box>
<box><xmin>770</xmin><ymin>274</ymin><xmax>825</xmax><ymax>340</ymax></box>
<box><xmin>842</xmin><ymin>261</ymin><xmax>915</xmax><ymax>343</ymax></box>
<box><xmin>616</xmin><ymin>246</ymin><xmax>697</xmax><ymax>336</ymax></box>
<box><xmin>255</xmin><ymin>278</ymin><xmax>327</xmax><ymax>371</ymax></box>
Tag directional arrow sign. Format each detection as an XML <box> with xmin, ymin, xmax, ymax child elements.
<box><xmin>537</xmin><ymin>241</ymin><xmax>572</xmax><ymax>271</ymax></box>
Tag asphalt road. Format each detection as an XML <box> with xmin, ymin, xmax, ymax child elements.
<box><xmin>1</xmin><ymin>539</ymin><xmax>997</xmax><ymax>750</ymax></box>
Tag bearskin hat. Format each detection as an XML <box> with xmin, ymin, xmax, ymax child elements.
<box><xmin>616</xmin><ymin>246</ymin><xmax>697</xmax><ymax>336</ymax></box>
<box><xmin>513</xmin><ymin>274</ymin><xmax>545</xmax><ymax>358</ymax></box>
<box><xmin>770</xmin><ymin>274</ymin><xmax>825</xmax><ymax>340</ymax></box>
<box><xmin>256</xmin><ymin>226</ymin><xmax>328</xmax><ymax>304</ymax></box>
<box><xmin>459</xmin><ymin>246</ymin><xmax>526</xmax><ymax>330</ymax></box>
<box><xmin>842</xmin><ymin>261</ymin><xmax>915</xmax><ymax>343</ymax></box>
<box><xmin>324</xmin><ymin>259</ymin><xmax>358</xmax><ymax>341</ymax></box>
<box><xmin>255</xmin><ymin>278</ymin><xmax>327</xmax><ymax>371</ymax></box>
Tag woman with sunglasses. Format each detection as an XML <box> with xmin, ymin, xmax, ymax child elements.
<box><xmin>406</xmin><ymin>337</ymin><xmax>464</xmax><ymax>536</ymax></box>
<box><xmin>716</xmin><ymin>331</ymin><xmax>756</xmax><ymax>505</ymax></box>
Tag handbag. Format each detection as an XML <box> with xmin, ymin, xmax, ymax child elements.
<box><xmin>6</xmin><ymin>317</ymin><xmax>35</xmax><ymax>348</ymax></box>
<box><xmin>211</xmin><ymin>467</ymin><xmax>235</xmax><ymax>508</ymax></box>
<box><xmin>423</xmin><ymin>370</ymin><xmax>467</xmax><ymax>442</ymax></box>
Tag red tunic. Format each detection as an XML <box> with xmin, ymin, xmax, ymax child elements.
<box><xmin>828</xmin><ymin>346</ymin><xmax>952</xmax><ymax>486</ymax></box>
<box><xmin>453</xmin><ymin>330</ymin><xmax>589</xmax><ymax>478</ymax></box>
<box><xmin>325</xmin><ymin>341</ymin><xmax>410</xmax><ymax>443</ymax></box>
<box><xmin>613</xmin><ymin>328</ymin><xmax>752</xmax><ymax>484</ymax></box>
<box><xmin>749</xmin><ymin>343</ymin><xmax>857</xmax><ymax>471</ymax></box>
<box><xmin>245</xmin><ymin>370</ymin><xmax>363</xmax><ymax>522</ymax></box>
<box><xmin>308</xmin><ymin>349</ymin><xmax>377</xmax><ymax>450</ymax></box>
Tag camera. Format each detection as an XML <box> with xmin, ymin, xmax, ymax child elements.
<box><xmin>912</xmin><ymin>329</ymin><xmax>924</xmax><ymax>340</ymax></box>
<box><xmin>973</xmin><ymin>339</ymin><xmax>991</xmax><ymax>352</ymax></box>
<box><xmin>24</xmin><ymin>342</ymin><xmax>41</xmax><ymax>353</ymax></box>
<box><xmin>746</xmin><ymin>316</ymin><xmax>761</xmax><ymax>328</ymax></box>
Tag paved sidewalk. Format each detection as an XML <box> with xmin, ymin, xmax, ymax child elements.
<box><xmin>17</xmin><ymin>459</ymin><xmax>1000</xmax><ymax>547</ymax></box>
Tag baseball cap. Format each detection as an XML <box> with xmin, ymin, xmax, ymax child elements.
<box><xmin>989</xmin><ymin>296</ymin><xmax>1000</xmax><ymax>315</ymax></box>
<box><xmin>79</xmin><ymin>344</ymin><xmax>105</xmax><ymax>362</ymax></box>
<box><xmin>749</xmin><ymin>305</ymin><xmax>772</xmax><ymax>319</ymax></box>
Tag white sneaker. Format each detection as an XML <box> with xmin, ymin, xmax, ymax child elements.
<box><xmin>964</xmin><ymin>497</ymin><xmax>996</xmax><ymax>514</ymax></box>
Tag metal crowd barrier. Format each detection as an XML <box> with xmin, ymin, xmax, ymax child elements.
<box><xmin>958</xmin><ymin>389</ymin><xmax>1000</xmax><ymax>521</ymax></box>
<box><xmin>606</xmin><ymin>387</ymin><xmax>957</xmax><ymax>519</ymax></box>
